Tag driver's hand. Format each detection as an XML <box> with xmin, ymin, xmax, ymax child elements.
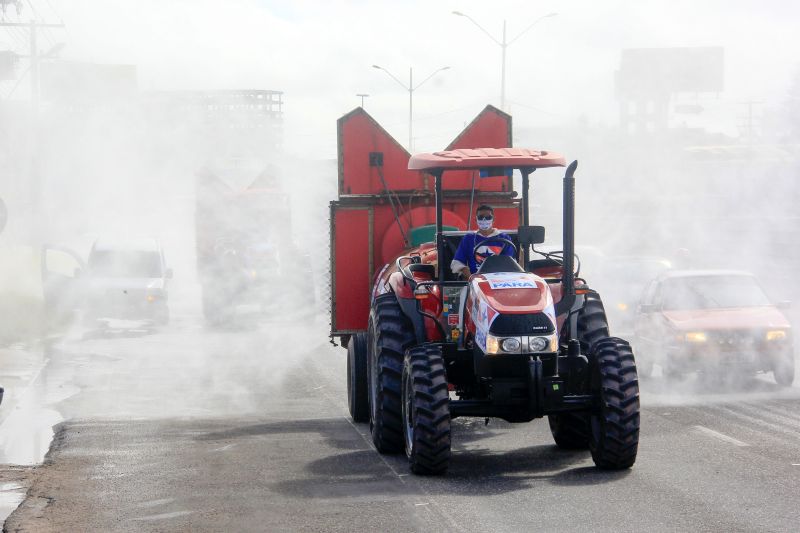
<box><xmin>460</xmin><ymin>267</ymin><xmax>471</xmax><ymax>280</ymax></box>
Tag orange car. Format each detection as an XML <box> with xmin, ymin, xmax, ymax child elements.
<box><xmin>634</xmin><ymin>270</ymin><xmax>794</xmax><ymax>385</ymax></box>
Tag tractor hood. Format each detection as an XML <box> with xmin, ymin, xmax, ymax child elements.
<box><xmin>662</xmin><ymin>306</ymin><xmax>790</xmax><ymax>331</ymax></box>
<box><xmin>469</xmin><ymin>272</ymin><xmax>558</xmax><ymax>353</ymax></box>
<box><xmin>472</xmin><ymin>272</ymin><xmax>554</xmax><ymax>315</ymax></box>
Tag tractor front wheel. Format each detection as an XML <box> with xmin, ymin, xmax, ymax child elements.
<box><xmin>368</xmin><ymin>294</ymin><xmax>416</xmax><ymax>453</ymax></box>
<box><xmin>347</xmin><ymin>333</ymin><xmax>369</xmax><ymax>422</ymax></box>
<box><xmin>402</xmin><ymin>345</ymin><xmax>451</xmax><ymax>475</ymax></box>
<box><xmin>550</xmin><ymin>291</ymin><xmax>611</xmax><ymax>450</ymax></box>
<box><xmin>589</xmin><ymin>337</ymin><xmax>640</xmax><ymax>470</ymax></box>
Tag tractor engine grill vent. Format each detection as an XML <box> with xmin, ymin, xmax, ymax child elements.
<box><xmin>490</xmin><ymin>313</ymin><xmax>555</xmax><ymax>336</ymax></box>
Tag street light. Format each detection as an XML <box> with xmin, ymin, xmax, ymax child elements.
<box><xmin>372</xmin><ymin>64</ymin><xmax>450</xmax><ymax>151</ymax></box>
<box><xmin>453</xmin><ymin>11</ymin><xmax>557</xmax><ymax>110</ymax></box>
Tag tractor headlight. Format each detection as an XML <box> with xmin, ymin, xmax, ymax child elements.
<box><xmin>501</xmin><ymin>337</ymin><xmax>522</xmax><ymax>353</ymax></box>
<box><xmin>528</xmin><ymin>336</ymin><xmax>549</xmax><ymax>352</ymax></box>
<box><xmin>684</xmin><ymin>331</ymin><xmax>707</xmax><ymax>343</ymax></box>
<box><xmin>766</xmin><ymin>330</ymin><xmax>787</xmax><ymax>341</ymax></box>
<box><xmin>486</xmin><ymin>333</ymin><xmax>557</xmax><ymax>355</ymax></box>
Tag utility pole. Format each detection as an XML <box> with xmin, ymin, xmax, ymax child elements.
<box><xmin>0</xmin><ymin>19</ymin><xmax>65</xmax><ymax>241</ymax></box>
<box><xmin>453</xmin><ymin>11</ymin><xmax>557</xmax><ymax>110</ymax></box>
<box><xmin>356</xmin><ymin>93</ymin><xmax>369</xmax><ymax>108</ymax></box>
<box><xmin>0</xmin><ymin>20</ymin><xmax>65</xmax><ymax>110</ymax></box>
<box><xmin>372</xmin><ymin>64</ymin><xmax>450</xmax><ymax>151</ymax></box>
<box><xmin>736</xmin><ymin>100</ymin><xmax>763</xmax><ymax>146</ymax></box>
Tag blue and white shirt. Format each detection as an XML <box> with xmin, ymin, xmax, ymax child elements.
<box><xmin>450</xmin><ymin>229</ymin><xmax>515</xmax><ymax>274</ymax></box>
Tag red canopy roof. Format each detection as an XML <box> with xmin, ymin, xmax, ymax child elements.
<box><xmin>408</xmin><ymin>148</ymin><xmax>566</xmax><ymax>171</ymax></box>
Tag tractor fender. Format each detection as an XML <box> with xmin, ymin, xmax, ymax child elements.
<box><xmin>397</xmin><ymin>295</ymin><xmax>427</xmax><ymax>345</ymax></box>
<box><xmin>385</xmin><ymin>272</ymin><xmax>429</xmax><ymax>344</ymax></box>
<box><xmin>387</xmin><ymin>271</ymin><xmax>414</xmax><ymax>299</ymax></box>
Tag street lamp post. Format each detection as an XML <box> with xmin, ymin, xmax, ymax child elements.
<box><xmin>453</xmin><ymin>11</ymin><xmax>557</xmax><ymax>110</ymax></box>
<box><xmin>372</xmin><ymin>64</ymin><xmax>450</xmax><ymax>151</ymax></box>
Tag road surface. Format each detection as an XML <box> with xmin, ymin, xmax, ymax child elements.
<box><xmin>2</xmin><ymin>307</ymin><xmax>799</xmax><ymax>532</ymax></box>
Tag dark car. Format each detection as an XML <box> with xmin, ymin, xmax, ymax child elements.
<box><xmin>634</xmin><ymin>270</ymin><xmax>794</xmax><ymax>385</ymax></box>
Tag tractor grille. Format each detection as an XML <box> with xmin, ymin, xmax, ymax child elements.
<box><xmin>490</xmin><ymin>313</ymin><xmax>555</xmax><ymax>336</ymax></box>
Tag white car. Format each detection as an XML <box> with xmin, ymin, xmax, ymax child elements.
<box><xmin>42</xmin><ymin>238</ymin><xmax>172</xmax><ymax>327</ymax></box>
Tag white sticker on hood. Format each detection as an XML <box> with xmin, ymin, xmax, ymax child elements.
<box><xmin>482</xmin><ymin>272</ymin><xmax>539</xmax><ymax>290</ymax></box>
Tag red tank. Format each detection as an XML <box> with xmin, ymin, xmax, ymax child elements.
<box><xmin>329</xmin><ymin>105</ymin><xmax>520</xmax><ymax>338</ymax></box>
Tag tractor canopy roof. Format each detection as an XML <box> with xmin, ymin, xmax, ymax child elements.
<box><xmin>408</xmin><ymin>148</ymin><xmax>566</xmax><ymax>172</ymax></box>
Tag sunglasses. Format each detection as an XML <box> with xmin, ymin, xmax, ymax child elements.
<box><xmin>476</xmin><ymin>214</ymin><xmax>493</xmax><ymax>221</ymax></box>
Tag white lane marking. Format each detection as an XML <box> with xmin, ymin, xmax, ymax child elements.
<box><xmin>731</xmin><ymin>402</ymin><xmax>800</xmax><ymax>431</ymax></box>
<box><xmin>133</xmin><ymin>511</ymin><xmax>193</xmax><ymax>521</ymax></box>
<box><xmin>136</xmin><ymin>498</ymin><xmax>174</xmax><ymax>508</ymax></box>
<box><xmin>693</xmin><ymin>425</ymin><xmax>750</xmax><ymax>447</ymax></box>
<box><xmin>212</xmin><ymin>443</ymin><xmax>236</xmax><ymax>452</ymax></box>
<box><xmin>713</xmin><ymin>405</ymin><xmax>800</xmax><ymax>441</ymax></box>
<box><xmin>792</xmin><ymin>464</ymin><xmax>800</xmax><ymax>466</ymax></box>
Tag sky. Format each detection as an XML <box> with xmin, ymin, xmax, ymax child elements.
<box><xmin>2</xmin><ymin>0</ymin><xmax>800</xmax><ymax>156</ymax></box>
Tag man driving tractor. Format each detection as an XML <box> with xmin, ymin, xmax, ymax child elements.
<box><xmin>450</xmin><ymin>204</ymin><xmax>515</xmax><ymax>279</ymax></box>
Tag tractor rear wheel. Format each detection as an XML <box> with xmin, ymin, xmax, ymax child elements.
<box><xmin>548</xmin><ymin>292</ymin><xmax>610</xmax><ymax>450</ymax></box>
<box><xmin>347</xmin><ymin>333</ymin><xmax>369</xmax><ymax>422</ymax></box>
<box><xmin>577</xmin><ymin>291</ymin><xmax>610</xmax><ymax>351</ymax></box>
<box><xmin>773</xmin><ymin>353</ymin><xmax>795</xmax><ymax>387</ymax></box>
<box><xmin>589</xmin><ymin>337</ymin><xmax>640</xmax><ymax>470</ymax></box>
<box><xmin>402</xmin><ymin>345</ymin><xmax>451</xmax><ymax>475</ymax></box>
<box><xmin>368</xmin><ymin>294</ymin><xmax>416</xmax><ymax>453</ymax></box>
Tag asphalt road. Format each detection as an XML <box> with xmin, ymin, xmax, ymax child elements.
<box><xmin>2</xmin><ymin>306</ymin><xmax>800</xmax><ymax>532</ymax></box>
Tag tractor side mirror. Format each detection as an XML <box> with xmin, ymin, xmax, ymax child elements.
<box><xmin>776</xmin><ymin>300</ymin><xmax>791</xmax><ymax>310</ymax></box>
<box><xmin>518</xmin><ymin>225</ymin><xmax>546</xmax><ymax>246</ymax></box>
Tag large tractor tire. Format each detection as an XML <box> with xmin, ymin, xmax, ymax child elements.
<box><xmin>549</xmin><ymin>292</ymin><xmax>609</xmax><ymax>449</ymax></box>
<box><xmin>548</xmin><ymin>413</ymin><xmax>590</xmax><ymax>449</ymax></box>
<box><xmin>402</xmin><ymin>345</ymin><xmax>451</xmax><ymax>475</ymax></box>
<box><xmin>577</xmin><ymin>292</ymin><xmax>610</xmax><ymax>351</ymax></box>
<box><xmin>773</xmin><ymin>353</ymin><xmax>795</xmax><ymax>387</ymax></box>
<box><xmin>347</xmin><ymin>333</ymin><xmax>369</xmax><ymax>422</ymax></box>
<box><xmin>589</xmin><ymin>337</ymin><xmax>640</xmax><ymax>470</ymax></box>
<box><xmin>368</xmin><ymin>294</ymin><xmax>416</xmax><ymax>453</ymax></box>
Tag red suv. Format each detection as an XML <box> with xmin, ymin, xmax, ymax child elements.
<box><xmin>634</xmin><ymin>270</ymin><xmax>794</xmax><ymax>385</ymax></box>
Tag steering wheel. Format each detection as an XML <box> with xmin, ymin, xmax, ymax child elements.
<box><xmin>532</xmin><ymin>248</ymin><xmax>582</xmax><ymax>277</ymax></box>
<box><xmin>472</xmin><ymin>237</ymin><xmax>517</xmax><ymax>258</ymax></box>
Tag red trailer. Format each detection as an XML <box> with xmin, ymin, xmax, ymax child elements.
<box><xmin>330</xmin><ymin>105</ymin><xmax>520</xmax><ymax>340</ymax></box>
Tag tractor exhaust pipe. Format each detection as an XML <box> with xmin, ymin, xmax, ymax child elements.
<box><xmin>562</xmin><ymin>160</ymin><xmax>578</xmax><ymax>303</ymax></box>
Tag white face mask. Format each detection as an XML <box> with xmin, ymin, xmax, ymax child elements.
<box><xmin>476</xmin><ymin>217</ymin><xmax>493</xmax><ymax>231</ymax></box>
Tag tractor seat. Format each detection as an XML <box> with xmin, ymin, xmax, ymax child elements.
<box><xmin>476</xmin><ymin>255</ymin><xmax>524</xmax><ymax>274</ymax></box>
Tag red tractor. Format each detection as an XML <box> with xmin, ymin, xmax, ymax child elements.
<box><xmin>330</xmin><ymin>107</ymin><xmax>639</xmax><ymax>475</ymax></box>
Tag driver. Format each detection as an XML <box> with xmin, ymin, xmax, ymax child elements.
<box><xmin>450</xmin><ymin>205</ymin><xmax>515</xmax><ymax>279</ymax></box>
